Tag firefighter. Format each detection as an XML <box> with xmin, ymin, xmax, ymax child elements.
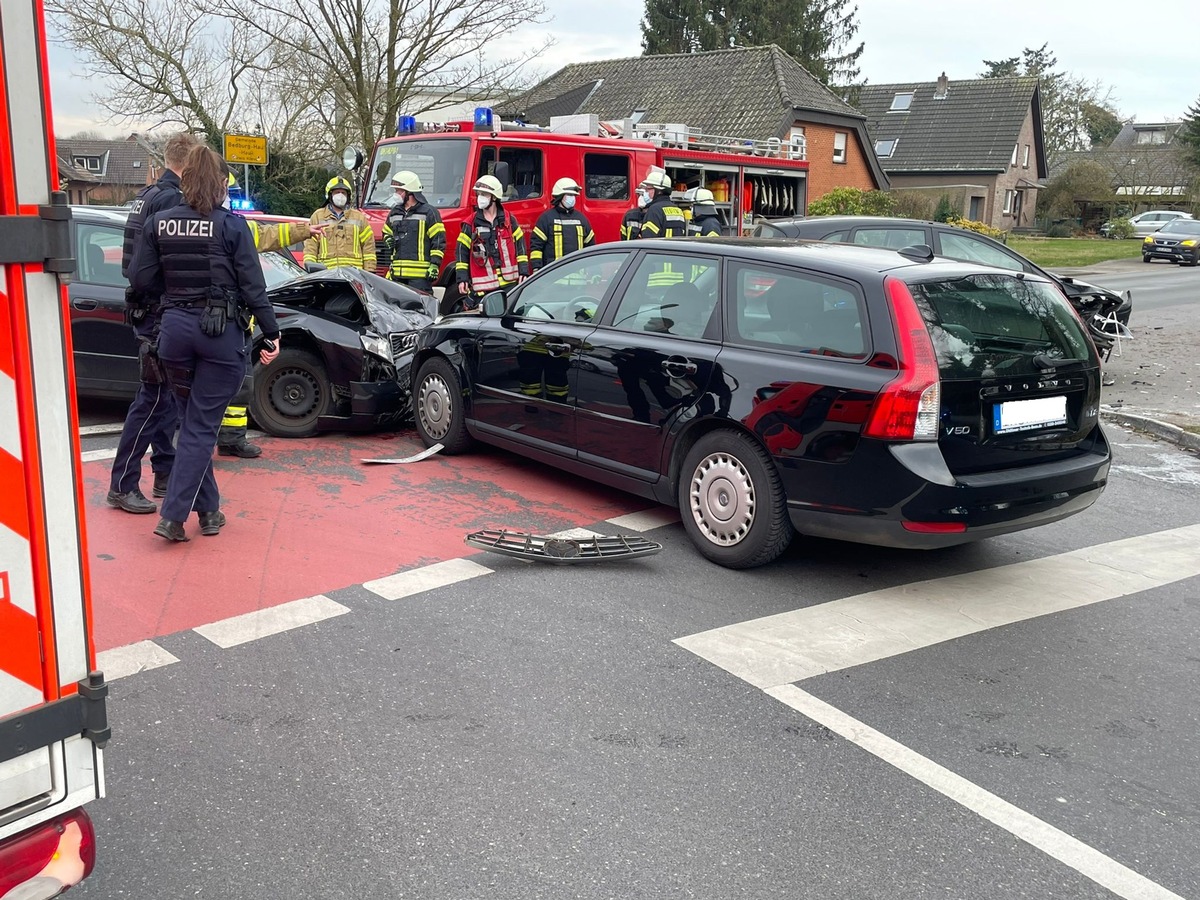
<box><xmin>454</xmin><ymin>174</ymin><xmax>530</xmax><ymax>311</ymax></box>
<box><xmin>382</xmin><ymin>170</ymin><xmax>445</xmax><ymax>291</ymax></box>
<box><xmin>107</xmin><ymin>131</ymin><xmax>202</xmax><ymax>515</ymax></box>
<box><xmin>637</xmin><ymin>170</ymin><xmax>687</xmax><ymax>289</ymax></box>
<box><xmin>686</xmin><ymin>188</ymin><xmax>723</xmax><ymax>237</ymax></box>
<box><xmin>620</xmin><ymin>187</ymin><xmax>650</xmax><ymax>241</ymax></box>
<box><xmin>529</xmin><ymin>177</ymin><xmax>594</xmax><ymax>270</ymax></box>
<box><xmin>217</xmin><ymin>173</ymin><xmax>325</xmax><ymax>458</ymax></box>
<box><xmin>129</xmin><ymin>145</ymin><xmax>281</xmax><ymax>543</ymax></box>
<box><xmin>304</xmin><ymin>176</ymin><xmax>376</xmax><ymax>271</ymax></box>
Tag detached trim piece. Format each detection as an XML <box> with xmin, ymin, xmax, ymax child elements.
<box><xmin>465</xmin><ymin>529</ymin><xmax>662</xmax><ymax>564</ymax></box>
<box><xmin>0</xmin><ymin>672</ymin><xmax>110</xmax><ymax>765</ymax></box>
<box><xmin>0</xmin><ymin>191</ymin><xmax>75</xmax><ymax>273</ymax></box>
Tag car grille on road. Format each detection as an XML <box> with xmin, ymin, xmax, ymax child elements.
<box><xmin>390</xmin><ymin>331</ymin><xmax>418</xmax><ymax>356</ymax></box>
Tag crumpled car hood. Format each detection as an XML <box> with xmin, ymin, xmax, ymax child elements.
<box><xmin>267</xmin><ymin>266</ymin><xmax>436</xmax><ymax>333</ymax></box>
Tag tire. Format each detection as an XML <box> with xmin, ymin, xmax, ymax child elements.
<box><xmin>412</xmin><ymin>356</ymin><xmax>472</xmax><ymax>453</ymax></box>
<box><xmin>1142</xmin><ymin>255</ymin><xmax>1152</xmax><ymax>263</ymax></box>
<box><xmin>250</xmin><ymin>348</ymin><xmax>332</xmax><ymax>437</ymax></box>
<box><xmin>677</xmin><ymin>430</ymin><xmax>793</xmax><ymax>569</ymax></box>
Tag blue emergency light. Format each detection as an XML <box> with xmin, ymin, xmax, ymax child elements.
<box><xmin>231</xmin><ymin>198</ymin><xmax>256</xmax><ymax>211</ymax></box>
<box><xmin>474</xmin><ymin>107</ymin><xmax>494</xmax><ymax>130</ymax></box>
<box><xmin>397</xmin><ymin>115</ymin><xmax>417</xmax><ymax>135</ymax></box>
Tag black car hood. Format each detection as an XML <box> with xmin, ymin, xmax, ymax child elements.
<box><xmin>267</xmin><ymin>267</ymin><xmax>436</xmax><ymax>333</ymax></box>
<box><xmin>1051</xmin><ymin>273</ymin><xmax>1122</xmax><ymax>302</ymax></box>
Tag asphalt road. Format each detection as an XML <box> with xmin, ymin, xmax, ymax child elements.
<box><xmin>70</xmin><ymin>423</ymin><xmax>1199</xmax><ymax>900</ymax></box>
<box><xmin>1057</xmin><ymin>257</ymin><xmax>1199</xmax><ymax>313</ymax></box>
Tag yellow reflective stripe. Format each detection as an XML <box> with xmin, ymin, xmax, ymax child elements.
<box><xmin>221</xmin><ymin>407</ymin><xmax>248</xmax><ymax>427</ymax></box>
<box><xmin>553</xmin><ymin>222</ymin><xmax>563</xmax><ymax>261</ymax></box>
<box><xmin>532</xmin><ymin>227</ymin><xmax>547</xmax><ymax>240</ymax></box>
<box><xmin>530</xmin><ymin>249</ymin><xmax>543</xmax><ymax>261</ymax></box>
<box><xmin>642</xmin><ymin>221</ymin><xmax>660</xmax><ymax>235</ymax></box>
<box><xmin>428</xmin><ymin>223</ymin><xmax>445</xmax><ymax>237</ymax></box>
<box><xmin>457</xmin><ymin>233</ymin><xmax>472</xmax><ymax>247</ymax></box>
<box><xmin>417</xmin><ymin>218</ymin><xmax>426</xmax><ymax>260</ymax></box>
<box><xmin>430</xmin><ymin>249</ymin><xmax>444</xmax><ymax>263</ymax></box>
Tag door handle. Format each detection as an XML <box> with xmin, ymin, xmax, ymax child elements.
<box><xmin>662</xmin><ymin>356</ymin><xmax>698</xmax><ymax>376</ymax></box>
<box><xmin>72</xmin><ymin>298</ymin><xmax>99</xmax><ymax>311</ymax></box>
<box><xmin>544</xmin><ymin>341</ymin><xmax>572</xmax><ymax>356</ymax></box>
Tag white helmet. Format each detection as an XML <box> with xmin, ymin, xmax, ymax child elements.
<box><xmin>551</xmin><ymin>177</ymin><xmax>582</xmax><ymax>198</ymax></box>
<box><xmin>640</xmin><ymin>170</ymin><xmax>672</xmax><ymax>191</ymax></box>
<box><xmin>391</xmin><ymin>170</ymin><xmax>423</xmax><ymax>191</ymax></box>
<box><xmin>472</xmin><ymin>174</ymin><xmax>504</xmax><ymax>200</ymax></box>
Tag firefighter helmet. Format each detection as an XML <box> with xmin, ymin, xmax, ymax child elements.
<box><xmin>640</xmin><ymin>170</ymin><xmax>672</xmax><ymax>191</ymax></box>
<box><xmin>227</xmin><ymin>172</ymin><xmax>237</xmax><ymax>188</ymax></box>
<box><xmin>391</xmin><ymin>170</ymin><xmax>423</xmax><ymax>192</ymax></box>
<box><xmin>472</xmin><ymin>174</ymin><xmax>504</xmax><ymax>200</ymax></box>
<box><xmin>691</xmin><ymin>188</ymin><xmax>715</xmax><ymax>204</ymax></box>
<box><xmin>551</xmin><ymin>177</ymin><xmax>582</xmax><ymax>198</ymax></box>
<box><xmin>324</xmin><ymin>176</ymin><xmax>353</xmax><ymax>201</ymax></box>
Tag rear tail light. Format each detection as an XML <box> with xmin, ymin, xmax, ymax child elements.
<box><xmin>902</xmin><ymin>520</ymin><xmax>967</xmax><ymax>534</ymax></box>
<box><xmin>865</xmin><ymin>278</ymin><xmax>941</xmax><ymax>441</ymax></box>
<box><xmin>0</xmin><ymin>809</ymin><xmax>95</xmax><ymax>898</ymax></box>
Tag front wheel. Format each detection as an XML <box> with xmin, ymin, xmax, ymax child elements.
<box><xmin>412</xmin><ymin>356</ymin><xmax>472</xmax><ymax>453</ymax></box>
<box><xmin>1142</xmin><ymin>255</ymin><xmax>1152</xmax><ymax>263</ymax></box>
<box><xmin>250</xmin><ymin>348</ymin><xmax>332</xmax><ymax>437</ymax></box>
<box><xmin>678</xmin><ymin>430</ymin><xmax>793</xmax><ymax>569</ymax></box>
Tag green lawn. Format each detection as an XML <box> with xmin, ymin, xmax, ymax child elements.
<box><xmin>1007</xmin><ymin>237</ymin><xmax>1143</xmax><ymax>268</ymax></box>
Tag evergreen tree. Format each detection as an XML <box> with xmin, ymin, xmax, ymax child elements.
<box><xmin>640</xmin><ymin>0</ymin><xmax>863</xmax><ymax>85</ymax></box>
<box><xmin>1179</xmin><ymin>95</ymin><xmax>1200</xmax><ymax>171</ymax></box>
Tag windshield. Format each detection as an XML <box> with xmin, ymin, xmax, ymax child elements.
<box><xmin>1159</xmin><ymin>218</ymin><xmax>1200</xmax><ymax>235</ymax></box>
<box><xmin>363</xmin><ymin>138</ymin><xmax>471</xmax><ymax>210</ymax></box>
<box><xmin>259</xmin><ymin>250</ymin><xmax>305</xmax><ymax>289</ymax></box>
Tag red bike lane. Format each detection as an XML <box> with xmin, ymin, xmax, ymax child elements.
<box><xmin>81</xmin><ymin>432</ymin><xmax>649</xmax><ymax>651</ymax></box>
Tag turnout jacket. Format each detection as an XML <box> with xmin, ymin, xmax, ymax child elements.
<box><xmin>304</xmin><ymin>205</ymin><xmax>376</xmax><ymax>271</ymax></box>
<box><xmin>687</xmin><ymin>213</ymin><xmax>722</xmax><ymax>237</ymax></box>
<box><xmin>620</xmin><ymin>207</ymin><xmax>643</xmax><ymax>241</ymax></box>
<box><xmin>455</xmin><ymin>207</ymin><xmax>530</xmax><ymax>291</ymax></box>
<box><xmin>639</xmin><ymin>195</ymin><xmax>687</xmax><ymax>239</ymax></box>
<box><xmin>248</xmin><ymin>219</ymin><xmax>317</xmax><ymax>253</ymax></box>
<box><xmin>383</xmin><ymin>196</ymin><xmax>446</xmax><ymax>281</ymax></box>
<box><xmin>529</xmin><ymin>203</ymin><xmax>595</xmax><ymax>270</ymax></box>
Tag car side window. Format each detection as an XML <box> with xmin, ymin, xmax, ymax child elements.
<box><xmin>939</xmin><ymin>231</ymin><xmax>1025</xmax><ymax>271</ymax></box>
<box><xmin>607</xmin><ymin>253</ymin><xmax>720</xmax><ymax>339</ymax></box>
<box><xmin>819</xmin><ymin>231</ymin><xmax>849</xmax><ymax>242</ymax></box>
<box><xmin>76</xmin><ymin>223</ymin><xmax>125</xmax><ymax>287</ymax></box>
<box><xmin>852</xmin><ymin>227</ymin><xmax>926</xmax><ymax>249</ymax></box>
<box><xmin>728</xmin><ymin>262</ymin><xmax>867</xmax><ymax>359</ymax></box>
<box><xmin>510</xmin><ymin>251</ymin><xmax>628</xmax><ymax>322</ymax></box>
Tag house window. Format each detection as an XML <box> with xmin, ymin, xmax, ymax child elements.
<box><xmin>889</xmin><ymin>92</ymin><xmax>914</xmax><ymax>112</ymax></box>
<box><xmin>833</xmin><ymin>132</ymin><xmax>847</xmax><ymax>164</ymax></box>
<box><xmin>873</xmin><ymin>138</ymin><xmax>897</xmax><ymax>158</ymax></box>
<box><xmin>1003</xmin><ymin>189</ymin><xmax>1016</xmax><ymax>214</ymax></box>
<box><xmin>1136</xmin><ymin>129</ymin><xmax>1166</xmax><ymax>145</ymax></box>
<box><xmin>583</xmin><ymin>153</ymin><xmax>629</xmax><ymax>201</ymax></box>
<box><xmin>1022</xmin><ymin>144</ymin><xmax>1030</xmax><ymax>168</ymax></box>
<box><xmin>1010</xmin><ymin>144</ymin><xmax>1019</xmax><ymax>167</ymax></box>
<box><xmin>789</xmin><ymin>126</ymin><xmax>806</xmax><ymax>160</ymax></box>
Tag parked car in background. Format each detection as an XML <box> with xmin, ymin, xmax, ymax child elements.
<box><xmin>751</xmin><ymin>215</ymin><xmax>1132</xmax><ymax>351</ymax></box>
<box><xmin>1141</xmin><ymin>216</ymin><xmax>1200</xmax><ymax>266</ymax></box>
<box><xmin>1100</xmin><ymin>209</ymin><xmax>1192</xmax><ymax>238</ymax></box>
<box><xmin>410</xmin><ymin>239</ymin><xmax>1110</xmax><ymax>568</ymax></box>
<box><xmin>68</xmin><ymin>205</ymin><xmax>433</xmax><ymax>436</ymax></box>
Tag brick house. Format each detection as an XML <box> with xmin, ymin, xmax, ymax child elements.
<box><xmin>56</xmin><ymin>136</ymin><xmax>162</xmax><ymax>205</ymax></box>
<box><xmin>853</xmin><ymin>74</ymin><xmax>1047</xmax><ymax>229</ymax></box>
<box><xmin>501</xmin><ymin>45</ymin><xmax>888</xmax><ymax>212</ymax></box>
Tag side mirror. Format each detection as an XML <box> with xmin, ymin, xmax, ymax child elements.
<box><xmin>342</xmin><ymin>147</ymin><xmax>364</xmax><ymax>171</ymax></box>
<box><xmin>480</xmin><ymin>290</ymin><xmax>508</xmax><ymax>317</ymax></box>
<box><xmin>493</xmin><ymin>161</ymin><xmax>512</xmax><ymax>191</ymax></box>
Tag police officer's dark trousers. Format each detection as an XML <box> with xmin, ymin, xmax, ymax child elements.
<box><xmin>157</xmin><ymin>308</ymin><xmax>247</xmax><ymax>522</ymax></box>
<box><xmin>109</xmin><ymin>316</ymin><xmax>179</xmax><ymax>494</ymax></box>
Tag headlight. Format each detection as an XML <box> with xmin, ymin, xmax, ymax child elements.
<box><xmin>360</xmin><ymin>332</ymin><xmax>393</xmax><ymax>362</ymax></box>
<box><xmin>1181</xmin><ymin>240</ymin><xmax>1197</xmax><ymax>247</ymax></box>
<box><xmin>1142</xmin><ymin>236</ymin><xmax>1154</xmax><ymax>244</ymax></box>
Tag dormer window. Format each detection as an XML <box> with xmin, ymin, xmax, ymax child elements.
<box><xmin>889</xmin><ymin>92</ymin><xmax>914</xmax><ymax>112</ymax></box>
<box><xmin>874</xmin><ymin>138</ymin><xmax>898</xmax><ymax>158</ymax></box>
<box><xmin>1135</xmin><ymin>129</ymin><xmax>1166</xmax><ymax>145</ymax></box>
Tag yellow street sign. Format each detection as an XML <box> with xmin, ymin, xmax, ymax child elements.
<box><xmin>223</xmin><ymin>133</ymin><xmax>268</xmax><ymax>166</ymax></box>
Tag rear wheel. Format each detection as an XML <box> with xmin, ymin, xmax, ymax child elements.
<box><xmin>413</xmin><ymin>356</ymin><xmax>472</xmax><ymax>453</ymax></box>
<box><xmin>678</xmin><ymin>430</ymin><xmax>793</xmax><ymax>569</ymax></box>
<box><xmin>250</xmin><ymin>348</ymin><xmax>332</xmax><ymax>437</ymax></box>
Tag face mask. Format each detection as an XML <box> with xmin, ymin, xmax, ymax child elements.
<box><xmin>636</xmin><ymin>191</ymin><xmax>650</xmax><ymax>209</ymax></box>
<box><xmin>393</xmin><ymin>191</ymin><xmax>406</xmax><ymax>206</ymax></box>
<box><xmin>476</xmin><ymin>193</ymin><xmax>492</xmax><ymax>210</ymax></box>
<box><xmin>332</xmin><ymin>193</ymin><xmax>348</xmax><ymax>209</ymax></box>
<box><xmin>221</xmin><ymin>195</ymin><xmax>231</xmax><ymax>210</ymax></box>
<box><xmin>561</xmin><ymin>194</ymin><xmax>577</xmax><ymax>210</ymax></box>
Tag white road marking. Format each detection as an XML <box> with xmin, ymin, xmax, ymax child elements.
<box><xmin>1111</xmin><ymin>453</ymin><xmax>1200</xmax><ymax>487</ymax></box>
<box><xmin>363</xmin><ymin>558</ymin><xmax>492</xmax><ymax>601</ymax></box>
<box><xmin>79</xmin><ymin>423</ymin><xmax>124</xmax><ymax>436</ymax></box>
<box><xmin>97</xmin><ymin>640</ymin><xmax>179</xmax><ymax>681</ymax></box>
<box><xmin>766</xmin><ymin>684</ymin><xmax>1185</xmax><ymax>900</ymax></box>
<box><xmin>81</xmin><ymin>448</ymin><xmax>118</xmax><ymax>462</ymax></box>
<box><xmin>676</xmin><ymin>523</ymin><xmax>1200</xmax><ymax>688</ymax></box>
<box><xmin>607</xmin><ymin>507</ymin><xmax>680</xmax><ymax>532</ymax></box>
<box><xmin>193</xmin><ymin>594</ymin><xmax>350</xmax><ymax>649</ymax></box>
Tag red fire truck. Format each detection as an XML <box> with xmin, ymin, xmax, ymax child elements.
<box><xmin>1</xmin><ymin>1</ymin><xmax>110</xmax><ymax>895</ymax></box>
<box><xmin>349</xmin><ymin>111</ymin><xmax>810</xmax><ymax>280</ymax></box>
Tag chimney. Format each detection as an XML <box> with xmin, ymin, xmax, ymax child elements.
<box><xmin>934</xmin><ymin>72</ymin><xmax>949</xmax><ymax>100</ymax></box>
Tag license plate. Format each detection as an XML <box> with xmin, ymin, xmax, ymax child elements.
<box><xmin>993</xmin><ymin>396</ymin><xmax>1067</xmax><ymax>435</ymax></box>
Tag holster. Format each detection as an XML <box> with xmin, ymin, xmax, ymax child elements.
<box><xmin>138</xmin><ymin>339</ymin><xmax>166</xmax><ymax>384</ymax></box>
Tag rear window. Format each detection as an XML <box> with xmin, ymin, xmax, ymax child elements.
<box><xmin>908</xmin><ymin>275</ymin><xmax>1093</xmax><ymax>378</ymax></box>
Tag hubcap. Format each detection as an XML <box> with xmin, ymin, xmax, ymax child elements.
<box><xmin>269</xmin><ymin>367</ymin><xmax>321</xmax><ymax>420</ymax></box>
<box><xmin>418</xmin><ymin>373</ymin><xmax>453</xmax><ymax>440</ymax></box>
<box><xmin>689</xmin><ymin>451</ymin><xmax>755</xmax><ymax>547</ymax></box>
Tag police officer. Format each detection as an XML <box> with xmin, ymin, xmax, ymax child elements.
<box><xmin>453</xmin><ymin>174</ymin><xmax>530</xmax><ymax>311</ymax></box>
<box><xmin>621</xmin><ymin>186</ymin><xmax>650</xmax><ymax>241</ymax></box>
<box><xmin>106</xmin><ymin>131</ymin><xmax>202</xmax><ymax>514</ymax></box>
<box><xmin>529</xmin><ymin>177</ymin><xmax>594</xmax><ymax>270</ymax></box>
<box><xmin>686</xmin><ymin>188</ymin><xmax>723</xmax><ymax>237</ymax></box>
<box><xmin>305</xmin><ymin>176</ymin><xmax>376</xmax><ymax>271</ymax></box>
<box><xmin>382</xmin><ymin>170</ymin><xmax>445</xmax><ymax>291</ymax></box>
<box><xmin>129</xmin><ymin>145</ymin><xmax>282</xmax><ymax>543</ymax></box>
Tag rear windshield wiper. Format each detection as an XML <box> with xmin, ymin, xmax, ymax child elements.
<box><xmin>1033</xmin><ymin>353</ymin><xmax>1086</xmax><ymax>370</ymax></box>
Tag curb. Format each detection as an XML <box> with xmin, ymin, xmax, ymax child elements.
<box><xmin>1101</xmin><ymin>408</ymin><xmax>1200</xmax><ymax>452</ymax></box>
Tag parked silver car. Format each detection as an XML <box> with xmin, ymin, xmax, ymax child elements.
<box><xmin>1100</xmin><ymin>209</ymin><xmax>1193</xmax><ymax>238</ymax></box>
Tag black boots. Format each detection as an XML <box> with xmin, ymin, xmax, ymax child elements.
<box><xmin>107</xmin><ymin>489</ymin><xmax>157</xmax><ymax>514</ymax></box>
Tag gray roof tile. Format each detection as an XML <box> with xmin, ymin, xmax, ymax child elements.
<box><xmin>57</xmin><ymin>138</ymin><xmax>159</xmax><ymax>186</ymax></box>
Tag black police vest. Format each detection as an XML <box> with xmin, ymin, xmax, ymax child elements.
<box><xmin>154</xmin><ymin>207</ymin><xmax>238</xmax><ymax>302</ymax></box>
<box><xmin>122</xmin><ymin>175</ymin><xmax>182</xmax><ymax>278</ymax></box>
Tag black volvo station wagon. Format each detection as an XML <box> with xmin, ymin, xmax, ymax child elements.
<box><xmin>411</xmin><ymin>239</ymin><xmax>1110</xmax><ymax>568</ymax></box>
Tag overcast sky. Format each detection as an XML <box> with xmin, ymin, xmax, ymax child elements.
<box><xmin>49</xmin><ymin>0</ymin><xmax>1196</xmax><ymax>137</ymax></box>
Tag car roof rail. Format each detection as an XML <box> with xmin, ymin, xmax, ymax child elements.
<box><xmin>897</xmin><ymin>244</ymin><xmax>934</xmax><ymax>263</ymax></box>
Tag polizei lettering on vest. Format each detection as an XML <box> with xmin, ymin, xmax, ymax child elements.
<box><xmin>159</xmin><ymin>218</ymin><xmax>215</xmax><ymax>237</ymax></box>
